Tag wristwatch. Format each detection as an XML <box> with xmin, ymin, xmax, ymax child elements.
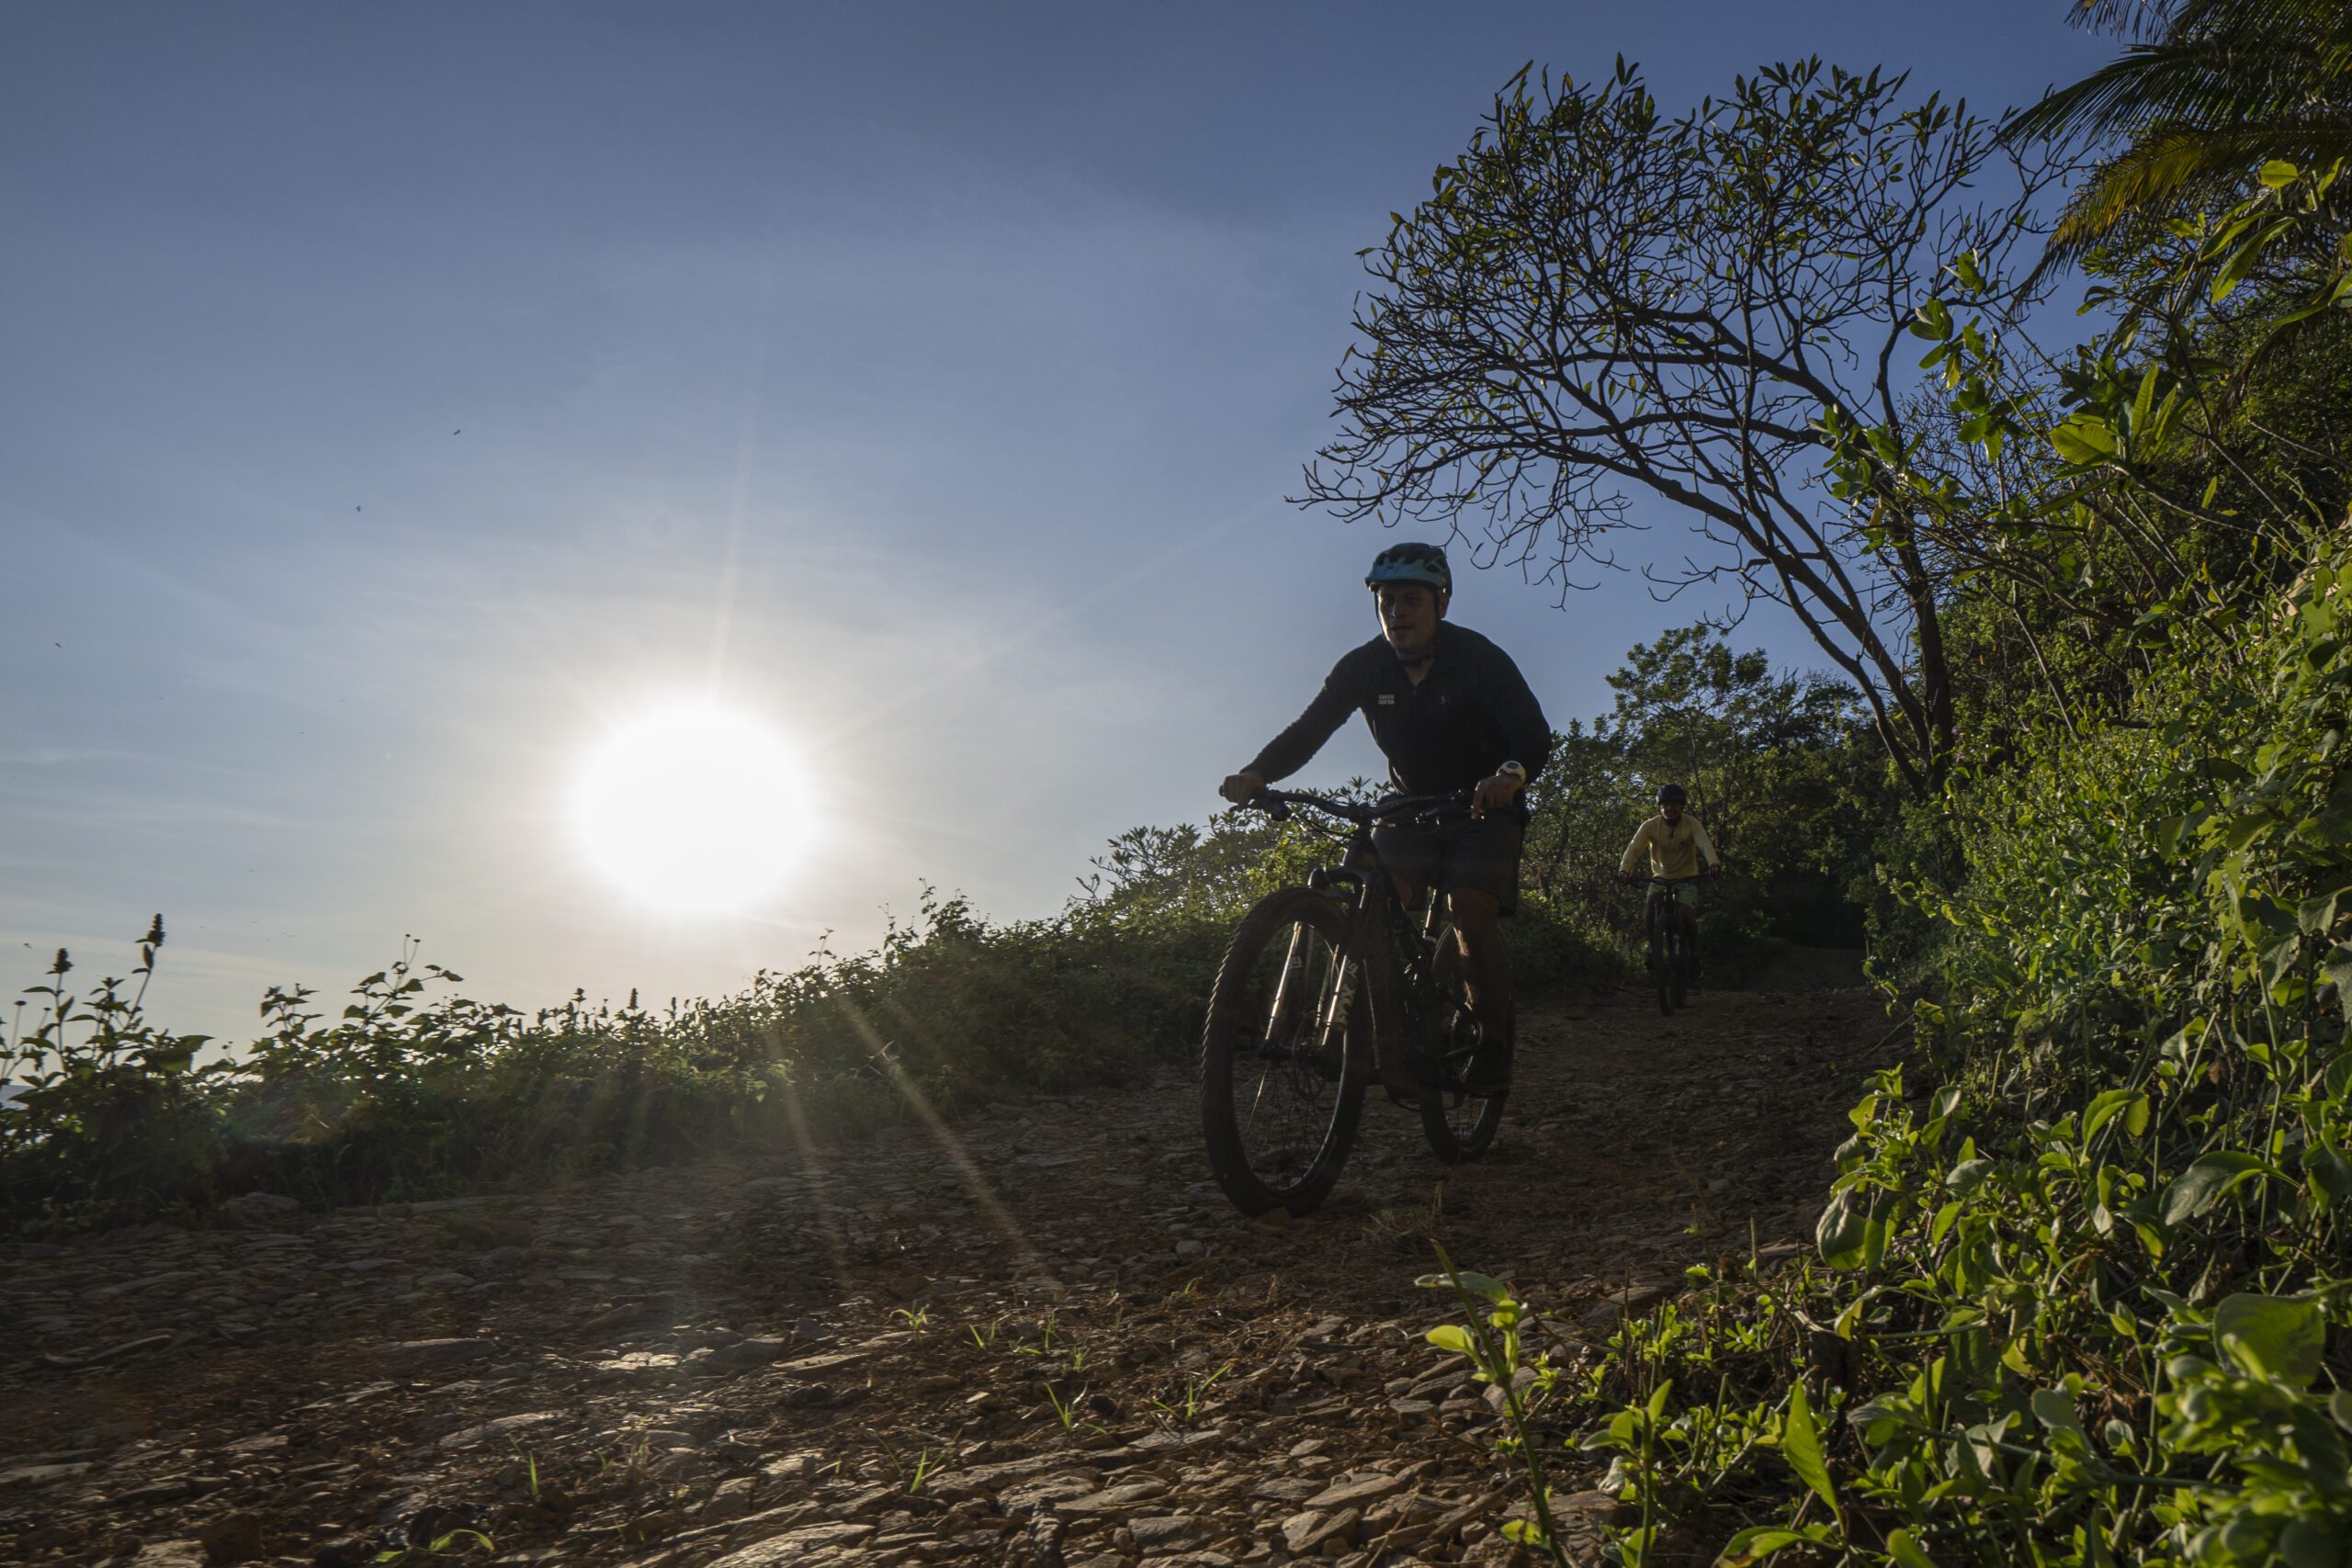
<box><xmin>1496</xmin><ymin>761</ymin><xmax>1527</xmax><ymax>782</ymax></box>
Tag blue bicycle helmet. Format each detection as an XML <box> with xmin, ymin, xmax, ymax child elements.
<box><xmin>1364</xmin><ymin>541</ymin><xmax>1452</xmax><ymax>595</ymax></box>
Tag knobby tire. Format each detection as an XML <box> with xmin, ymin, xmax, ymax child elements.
<box><xmin>1668</xmin><ymin>919</ymin><xmax>1690</xmax><ymax>1010</ymax></box>
<box><xmin>1200</xmin><ymin>887</ymin><xmax>1369</xmax><ymax>1216</ymax></box>
<box><xmin>1654</xmin><ymin>914</ymin><xmax>1675</xmax><ymax>1017</ymax></box>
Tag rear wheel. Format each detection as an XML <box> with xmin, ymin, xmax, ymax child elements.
<box><xmin>1666</xmin><ymin>916</ymin><xmax>1690</xmax><ymax>1010</ymax></box>
<box><xmin>1419</xmin><ymin>927</ymin><xmax>1505</xmax><ymax>1163</ymax></box>
<box><xmin>1201</xmin><ymin>887</ymin><xmax>1369</xmax><ymax>1215</ymax></box>
<box><xmin>1650</xmin><ymin>901</ymin><xmax>1675</xmax><ymax>1016</ymax></box>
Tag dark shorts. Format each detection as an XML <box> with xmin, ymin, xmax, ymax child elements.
<box><xmin>1362</xmin><ymin>809</ymin><xmax>1526</xmax><ymax>917</ymax></box>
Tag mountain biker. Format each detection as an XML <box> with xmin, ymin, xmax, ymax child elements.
<box><xmin>1615</xmin><ymin>783</ymin><xmax>1721</xmax><ymax>986</ymax></box>
<box><xmin>1217</xmin><ymin>541</ymin><xmax>1548</xmax><ymax>1098</ymax></box>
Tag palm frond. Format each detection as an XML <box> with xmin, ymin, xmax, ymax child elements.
<box><xmin>2067</xmin><ymin>0</ymin><xmax>2181</xmax><ymax>39</ymax></box>
<box><xmin>2068</xmin><ymin>0</ymin><xmax>2345</xmax><ymax>38</ymax></box>
<box><xmin>2049</xmin><ymin>121</ymin><xmax>2352</xmax><ymax>255</ymax></box>
<box><xmin>2005</xmin><ymin>25</ymin><xmax>2352</xmax><ymax>145</ymax></box>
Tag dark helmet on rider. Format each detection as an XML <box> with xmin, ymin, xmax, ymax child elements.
<box><xmin>1364</xmin><ymin>541</ymin><xmax>1452</xmax><ymax>596</ymax></box>
<box><xmin>1657</xmin><ymin>782</ymin><xmax>1688</xmax><ymax>806</ymax></box>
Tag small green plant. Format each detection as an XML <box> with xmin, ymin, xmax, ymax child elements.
<box><xmin>893</xmin><ymin>1304</ymin><xmax>931</xmax><ymax>1333</ymax></box>
<box><xmin>1045</xmin><ymin>1382</ymin><xmax>1081</xmax><ymax>1433</ymax></box>
<box><xmin>1149</xmin><ymin>1360</ymin><xmax>1233</xmax><ymax>1423</ymax></box>
<box><xmin>871</xmin><ymin>1429</ymin><xmax>912</xmax><ymax>1488</ymax></box>
<box><xmin>373</xmin><ymin>1529</ymin><xmax>493</xmax><ymax>1562</ymax></box>
<box><xmin>1420</xmin><ymin>1247</ymin><xmax>1573</xmax><ymax>1565</ymax></box>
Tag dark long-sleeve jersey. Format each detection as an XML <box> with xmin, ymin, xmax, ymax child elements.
<box><xmin>1244</xmin><ymin>623</ymin><xmax>1549</xmax><ymax>796</ymax></box>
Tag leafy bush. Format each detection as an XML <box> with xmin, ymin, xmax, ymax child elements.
<box><xmin>0</xmin><ymin>886</ymin><xmax>1216</xmax><ymax>1237</ymax></box>
<box><xmin>1521</xmin><ymin>544</ymin><xmax>2352</xmax><ymax>1567</ymax></box>
<box><xmin>1523</xmin><ymin>625</ymin><xmax>1890</xmax><ymax>985</ymax></box>
<box><xmin>4</xmin><ymin>802</ymin><xmax>1628</xmax><ymax>1237</ymax></box>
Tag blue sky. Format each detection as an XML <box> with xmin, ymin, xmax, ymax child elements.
<box><xmin>1</xmin><ymin>3</ymin><xmax>2111</xmax><ymax>1044</ymax></box>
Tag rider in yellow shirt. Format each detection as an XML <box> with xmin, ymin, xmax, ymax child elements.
<box><xmin>1615</xmin><ymin>783</ymin><xmax>1721</xmax><ymax>984</ymax></box>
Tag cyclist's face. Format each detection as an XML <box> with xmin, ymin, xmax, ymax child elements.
<box><xmin>1375</xmin><ymin>584</ymin><xmax>1442</xmax><ymax>659</ymax></box>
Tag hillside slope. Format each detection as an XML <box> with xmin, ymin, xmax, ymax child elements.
<box><xmin>2</xmin><ymin>974</ymin><xmax>1885</xmax><ymax>1567</ymax></box>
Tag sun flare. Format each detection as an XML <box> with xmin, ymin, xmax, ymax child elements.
<box><xmin>574</xmin><ymin>703</ymin><xmax>817</xmax><ymax>915</ymax></box>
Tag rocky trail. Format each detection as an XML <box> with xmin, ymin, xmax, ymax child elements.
<box><xmin>2</xmin><ymin>966</ymin><xmax>1893</xmax><ymax>1568</ymax></box>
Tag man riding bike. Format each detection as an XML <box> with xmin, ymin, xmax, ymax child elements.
<box><xmin>1217</xmin><ymin>541</ymin><xmax>1548</xmax><ymax>1097</ymax></box>
<box><xmin>1615</xmin><ymin>783</ymin><xmax>1721</xmax><ymax>986</ymax></box>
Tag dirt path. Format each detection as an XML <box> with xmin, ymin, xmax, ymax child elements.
<box><xmin>1</xmin><ymin>973</ymin><xmax>1889</xmax><ymax>1568</ymax></box>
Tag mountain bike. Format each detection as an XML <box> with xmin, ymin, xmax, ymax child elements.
<box><xmin>1643</xmin><ymin>875</ymin><xmax>1702</xmax><ymax>1015</ymax></box>
<box><xmin>1199</xmin><ymin>789</ymin><xmax>1507</xmax><ymax>1217</ymax></box>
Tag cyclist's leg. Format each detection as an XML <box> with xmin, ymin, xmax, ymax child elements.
<box><xmin>1679</xmin><ymin>886</ymin><xmax>1702</xmax><ymax>978</ymax></box>
<box><xmin>1435</xmin><ymin>813</ymin><xmax>1522</xmax><ymax>1093</ymax></box>
<box><xmin>1435</xmin><ymin>814</ymin><xmax>1522</xmax><ymax>1015</ymax></box>
<box><xmin>1364</xmin><ymin>823</ymin><xmax>1437</xmax><ymax>915</ymax></box>
<box><xmin>1348</xmin><ymin>836</ymin><xmax>1427</xmax><ymax>931</ymax></box>
<box><xmin>1446</xmin><ymin>886</ymin><xmax>1510</xmax><ymax>1040</ymax></box>
<box><xmin>1446</xmin><ymin>886</ymin><xmax>1512</xmax><ymax>1096</ymax></box>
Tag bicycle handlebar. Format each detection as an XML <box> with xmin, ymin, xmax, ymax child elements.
<box><xmin>1238</xmin><ymin>787</ymin><xmax>1475</xmax><ymax>829</ymax></box>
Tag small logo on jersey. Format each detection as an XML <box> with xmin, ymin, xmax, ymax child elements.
<box><xmin>1376</xmin><ymin>694</ymin><xmax>1396</xmax><ymax>705</ymax></box>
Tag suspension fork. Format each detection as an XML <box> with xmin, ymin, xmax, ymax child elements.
<box><xmin>1262</xmin><ymin>886</ymin><xmax>1374</xmax><ymax>1063</ymax></box>
<box><xmin>1266</xmin><ymin>924</ymin><xmax>1313</xmax><ymax>1047</ymax></box>
<box><xmin>1317</xmin><ymin>884</ymin><xmax>1383</xmax><ymax>1066</ymax></box>
<box><xmin>1315</xmin><ymin>939</ymin><xmax>1362</xmax><ymax>1063</ymax></box>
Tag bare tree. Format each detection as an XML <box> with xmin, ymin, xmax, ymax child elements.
<box><xmin>1300</xmin><ymin>59</ymin><xmax>2074</xmax><ymax>794</ymax></box>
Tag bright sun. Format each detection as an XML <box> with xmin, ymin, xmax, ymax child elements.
<box><xmin>574</xmin><ymin>703</ymin><xmax>817</xmax><ymax>915</ymax></box>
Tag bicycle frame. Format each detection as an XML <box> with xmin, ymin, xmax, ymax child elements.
<box><xmin>1201</xmin><ymin>786</ymin><xmax>1505</xmax><ymax>1213</ymax></box>
<box><xmin>1637</xmin><ymin>872</ymin><xmax>1704</xmax><ymax>932</ymax></box>
<box><xmin>1249</xmin><ymin>790</ymin><xmax>1465</xmax><ymax>1079</ymax></box>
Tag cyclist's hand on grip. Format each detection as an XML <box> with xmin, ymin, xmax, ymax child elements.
<box><xmin>1469</xmin><ymin>773</ymin><xmax>1522</xmax><ymax>819</ymax></box>
<box><xmin>1218</xmin><ymin>770</ymin><xmax>1266</xmax><ymax>806</ymax></box>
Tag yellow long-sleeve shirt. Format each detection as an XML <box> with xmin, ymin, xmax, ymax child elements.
<box><xmin>1619</xmin><ymin>813</ymin><xmax>1718</xmax><ymax>879</ymax></box>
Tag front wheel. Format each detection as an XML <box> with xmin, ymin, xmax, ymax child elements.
<box><xmin>1666</xmin><ymin>918</ymin><xmax>1690</xmax><ymax>1010</ymax></box>
<box><xmin>1649</xmin><ymin>905</ymin><xmax>1675</xmax><ymax>1017</ymax></box>
<box><xmin>1200</xmin><ymin>887</ymin><xmax>1369</xmax><ymax>1216</ymax></box>
<box><xmin>1419</xmin><ymin>927</ymin><xmax>1505</xmax><ymax>1163</ymax></box>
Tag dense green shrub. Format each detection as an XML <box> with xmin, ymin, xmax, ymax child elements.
<box><xmin>1525</xmin><ymin>545</ymin><xmax>2352</xmax><ymax>1567</ymax></box>
<box><xmin>1522</xmin><ymin>626</ymin><xmax>1891</xmax><ymax>985</ymax></box>
<box><xmin>0</xmin><ymin>888</ymin><xmax>1221</xmax><ymax>1236</ymax></box>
